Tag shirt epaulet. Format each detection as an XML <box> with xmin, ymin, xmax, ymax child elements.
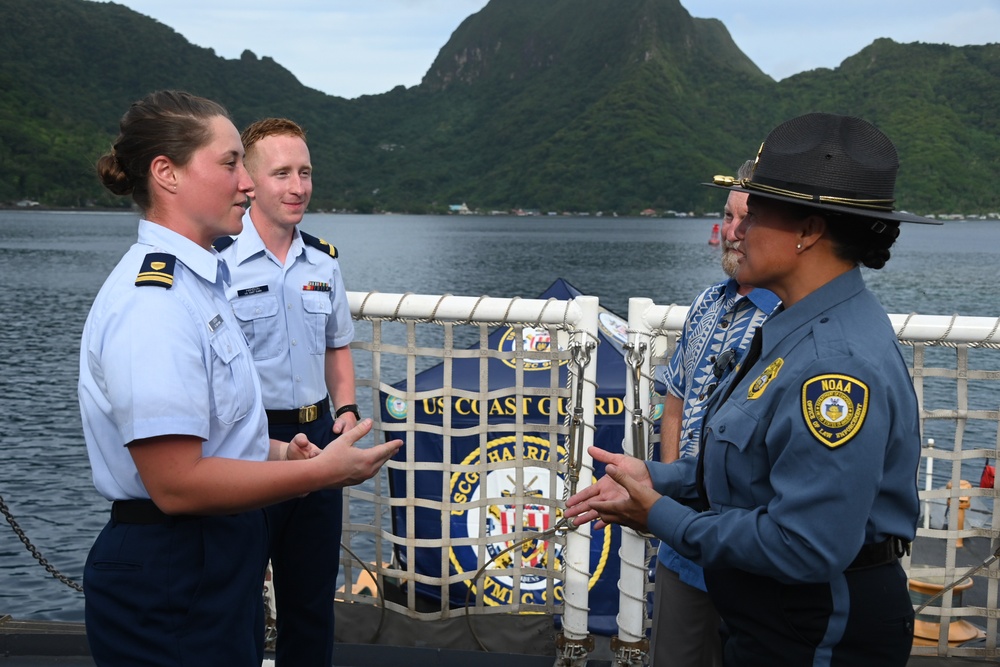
<box><xmin>135</xmin><ymin>252</ymin><xmax>176</xmax><ymax>289</ymax></box>
<box><xmin>300</xmin><ymin>231</ymin><xmax>338</xmax><ymax>259</ymax></box>
<box><xmin>212</xmin><ymin>236</ymin><xmax>235</xmax><ymax>252</ymax></box>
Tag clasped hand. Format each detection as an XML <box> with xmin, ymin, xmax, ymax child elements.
<box><xmin>564</xmin><ymin>446</ymin><xmax>662</xmax><ymax>533</ymax></box>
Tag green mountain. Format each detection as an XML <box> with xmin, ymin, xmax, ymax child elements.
<box><xmin>1</xmin><ymin>0</ymin><xmax>997</xmax><ymax>215</ymax></box>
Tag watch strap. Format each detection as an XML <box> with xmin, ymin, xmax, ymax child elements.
<box><xmin>335</xmin><ymin>403</ymin><xmax>361</xmax><ymax>420</ymax></box>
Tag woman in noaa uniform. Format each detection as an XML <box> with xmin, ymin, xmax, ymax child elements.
<box><xmin>567</xmin><ymin>113</ymin><xmax>936</xmax><ymax>666</ymax></box>
<box><xmin>80</xmin><ymin>90</ymin><xmax>401</xmax><ymax>666</ymax></box>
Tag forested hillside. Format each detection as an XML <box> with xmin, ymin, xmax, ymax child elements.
<box><xmin>1</xmin><ymin>0</ymin><xmax>997</xmax><ymax>215</ymax></box>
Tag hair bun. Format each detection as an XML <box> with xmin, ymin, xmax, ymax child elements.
<box><xmin>96</xmin><ymin>152</ymin><xmax>133</xmax><ymax>197</ymax></box>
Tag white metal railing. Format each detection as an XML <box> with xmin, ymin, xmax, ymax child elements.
<box><xmin>339</xmin><ymin>290</ymin><xmax>600</xmax><ymax>657</ymax></box>
<box><xmin>630</xmin><ymin>300</ymin><xmax>1000</xmax><ymax>661</ymax></box>
<box><xmin>339</xmin><ymin>290</ymin><xmax>999</xmax><ymax>661</ymax></box>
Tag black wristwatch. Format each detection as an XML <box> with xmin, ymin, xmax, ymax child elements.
<box><xmin>335</xmin><ymin>403</ymin><xmax>361</xmax><ymax>420</ymax></box>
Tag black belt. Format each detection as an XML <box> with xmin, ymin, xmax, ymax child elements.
<box><xmin>112</xmin><ymin>499</ymin><xmax>196</xmax><ymax>525</ymax></box>
<box><xmin>265</xmin><ymin>397</ymin><xmax>329</xmax><ymax>425</ymax></box>
<box><xmin>846</xmin><ymin>536</ymin><xmax>910</xmax><ymax>571</ymax></box>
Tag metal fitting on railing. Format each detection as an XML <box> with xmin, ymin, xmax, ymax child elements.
<box><xmin>611</xmin><ymin>635</ymin><xmax>650</xmax><ymax>666</ymax></box>
<box><xmin>555</xmin><ymin>632</ymin><xmax>595</xmax><ymax>666</ymax></box>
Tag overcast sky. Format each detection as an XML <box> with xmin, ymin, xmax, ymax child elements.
<box><xmin>108</xmin><ymin>0</ymin><xmax>999</xmax><ymax>99</ymax></box>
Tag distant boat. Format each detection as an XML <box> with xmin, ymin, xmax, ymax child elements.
<box><xmin>708</xmin><ymin>223</ymin><xmax>720</xmax><ymax>246</ymax></box>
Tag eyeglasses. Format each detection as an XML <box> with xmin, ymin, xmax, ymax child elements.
<box><xmin>705</xmin><ymin>347</ymin><xmax>737</xmax><ymax>399</ymax></box>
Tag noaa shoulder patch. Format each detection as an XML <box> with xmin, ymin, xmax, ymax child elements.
<box><xmin>801</xmin><ymin>374</ymin><xmax>869</xmax><ymax>448</ymax></box>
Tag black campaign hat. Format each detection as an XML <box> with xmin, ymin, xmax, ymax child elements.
<box><xmin>705</xmin><ymin>113</ymin><xmax>939</xmax><ymax>224</ymax></box>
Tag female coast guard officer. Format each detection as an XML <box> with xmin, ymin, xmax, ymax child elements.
<box><xmin>79</xmin><ymin>90</ymin><xmax>402</xmax><ymax>666</ymax></box>
<box><xmin>567</xmin><ymin>113</ymin><xmax>937</xmax><ymax>666</ymax></box>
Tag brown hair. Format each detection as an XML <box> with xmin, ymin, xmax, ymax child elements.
<box><xmin>96</xmin><ymin>90</ymin><xmax>230</xmax><ymax>211</ymax></box>
<box><xmin>240</xmin><ymin>118</ymin><xmax>307</xmax><ymax>172</ymax></box>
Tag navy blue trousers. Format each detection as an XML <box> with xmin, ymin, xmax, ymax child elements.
<box><xmin>705</xmin><ymin>561</ymin><xmax>914</xmax><ymax>667</ymax></box>
<box><xmin>268</xmin><ymin>412</ymin><xmax>343</xmax><ymax>667</ymax></box>
<box><xmin>84</xmin><ymin>510</ymin><xmax>268</xmax><ymax>666</ymax></box>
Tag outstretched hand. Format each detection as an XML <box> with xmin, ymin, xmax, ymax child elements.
<box><xmin>564</xmin><ymin>446</ymin><xmax>658</xmax><ymax>531</ymax></box>
<box><xmin>315</xmin><ymin>418</ymin><xmax>403</xmax><ymax>488</ymax></box>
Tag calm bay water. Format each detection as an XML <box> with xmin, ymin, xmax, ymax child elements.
<box><xmin>1</xmin><ymin>210</ymin><xmax>998</xmax><ymax>621</ymax></box>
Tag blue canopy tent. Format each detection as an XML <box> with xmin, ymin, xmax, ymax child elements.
<box><xmin>379</xmin><ymin>278</ymin><xmax>661</xmax><ymax>636</ymax></box>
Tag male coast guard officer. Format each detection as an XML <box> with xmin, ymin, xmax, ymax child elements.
<box><xmin>215</xmin><ymin>117</ymin><xmax>357</xmax><ymax>666</ymax></box>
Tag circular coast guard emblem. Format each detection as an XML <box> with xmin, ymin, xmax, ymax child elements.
<box><xmin>498</xmin><ymin>326</ymin><xmax>570</xmax><ymax>371</ymax></box>
<box><xmin>448</xmin><ymin>435</ymin><xmax>611</xmax><ymax>606</ymax></box>
<box><xmin>801</xmin><ymin>373</ymin><xmax>869</xmax><ymax>448</ymax></box>
<box><xmin>385</xmin><ymin>395</ymin><xmax>408</xmax><ymax>420</ymax></box>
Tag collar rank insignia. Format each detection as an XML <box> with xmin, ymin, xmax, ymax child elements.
<box><xmin>135</xmin><ymin>252</ymin><xmax>176</xmax><ymax>288</ymax></box>
<box><xmin>747</xmin><ymin>358</ymin><xmax>783</xmax><ymax>400</ymax></box>
<box><xmin>801</xmin><ymin>374</ymin><xmax>869</xmax><ymax>448</ymax></box>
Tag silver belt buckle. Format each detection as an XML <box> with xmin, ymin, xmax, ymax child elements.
<box><xmin>298</xmin><ymin>404</ymin><xmax>318</xmax><ymax>423</ymax></box>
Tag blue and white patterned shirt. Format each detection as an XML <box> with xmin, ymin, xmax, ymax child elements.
<box><xmin>655</xmin><ymin>278</ymin><xmax>779</xmax><ymax>586</ymax></box>
<box><xmin>659</xmin><ymin>279</ymin><xmax>780</xmax><ymax>458</ymax></box>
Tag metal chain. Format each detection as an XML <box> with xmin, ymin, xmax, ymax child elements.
<box><xmin>0</xmin><ymin>493</ymin><xmax>84</xmax><ymax>593</ymax></box>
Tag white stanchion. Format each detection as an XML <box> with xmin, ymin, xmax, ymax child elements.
<box><xmin>613</xmin><ymin>297</ymin><xmax>657</xmax><ymax>646</ymax></box>
<box><xmin>562</xmin><ymin>295</ymin><xmax>600</xmax><ymax>646</ymax></box>
<box><xmin>923</xmin><ymin>439</ymin><xmax>935</xmax><ymax>530</ymax></box>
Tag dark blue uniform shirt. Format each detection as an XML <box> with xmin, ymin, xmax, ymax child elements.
<box><xmin>647</xmin><ymin>268</ymin><xmax>920</xmax><ymax>584</ymax></box>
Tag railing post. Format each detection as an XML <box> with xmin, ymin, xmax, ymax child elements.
<box><xmin>557</xmin><ymin>295</ymin><xmax>599</xmax><ymax>665</ymax></box>
<box><xmin>606</xmin><ymin>297</ymin><xmax>657</xmax><ymax>665</ymax></box>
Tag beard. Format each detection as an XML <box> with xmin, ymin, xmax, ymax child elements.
<box><xmin>721</xmin><ymin>240</ymin><xmax>740</xmax><ymax>278</ymax></box>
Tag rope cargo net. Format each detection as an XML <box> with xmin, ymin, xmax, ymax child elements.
<box><xmin>338</xmin><ymin>291</ymin><xmax>600</xmax><ymax>654</ymax></box>
<box><xmin>338</xmin><ymin>290</ymin><xmax>999</xmax><ymax>660</ymax></box>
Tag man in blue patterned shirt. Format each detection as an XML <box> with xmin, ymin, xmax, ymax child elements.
<box><xmin>650</xmin><ymin>160</ymin><xmax>779</xmax><ymax>667</ymax></box>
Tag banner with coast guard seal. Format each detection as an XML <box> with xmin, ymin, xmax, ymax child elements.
<box><xmin>380</xmin><ymin>279</ymin><xmax>662</xmax><ymax>636</ymax></box>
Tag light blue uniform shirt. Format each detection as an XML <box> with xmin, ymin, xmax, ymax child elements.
<box><xmin>79</xmin><ymin>220</ymin><xmax>269</xmax><ymax>501</ymax></box>
<box><xmin>216</xmin><ymin>210</ymin><xmax>354</xmax><ymax>410</ymax></box>
<box><xmin>655</xmin><ymin>279</ymin><xmax>778</xmax><ymax>590</ymax></box>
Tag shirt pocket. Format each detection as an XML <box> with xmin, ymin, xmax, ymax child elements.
<box><xmin>231</xmin><ymin>295</ymin><xmax>281</xmax><ymax>360</ymax></box>
<box><xmin>208</xmin><ymin>325</ymin><xmax>256</xmax><ymax>425</ymax></box>
<box><xmin>301</xmin><ymin>293</ymin><xmax>332</xmax><ymax>355</ymax></box>
<box><xmin>703</xmin><ymin>402</ymin><xmax>764</xmax><ymax>509</ymax></box>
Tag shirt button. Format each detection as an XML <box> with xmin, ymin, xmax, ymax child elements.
<box><xmin>287</xmin><ymin>304</ymin><xmax>293</xmax><ymax>310</ymax></box>
<box><xmin>255</xmin><ymin>308</ymin><xmax>261</xmax><ymax>314</ymax></box>
<box><xmin>719</xmin><ymin>425</ymin><xmax>727</xmax><ymax>433</ymax></box>
<box><xmin>291</xmin><ymin>339</ymin><xmax>297</xmax><ymax>346</ymax></box>
<box><xmin>720</xmin><ymin>320</ymin><xmax>729</xmax><ymax>329</ymax></box>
